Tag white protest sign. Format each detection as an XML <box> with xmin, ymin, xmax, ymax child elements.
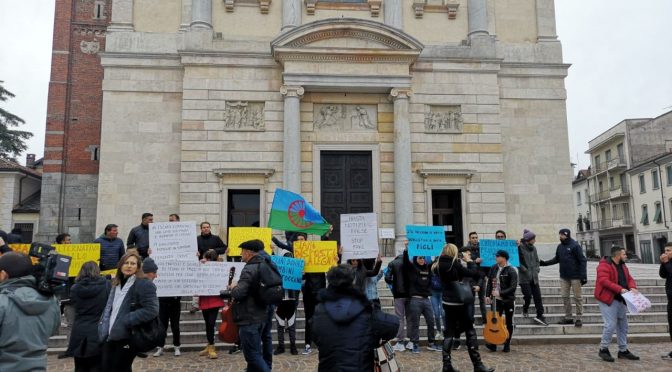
<box><xmin>341</xmin><ymin>213</ymin><xmax>379</xmax><ymax>261</ymax></box>
<box><xmin>200</xmin><ymin>262</ymin><xmax>246</xmax><ymax>296</ymax></box>
<box><xmin>153</xmin><ymin>260</ymin><xmax>245</xmax><ymax>297</ymax></box>
<box><xmin>622</xmin><ymin>291</ymin><xmax>652</xmax><ymax>315</ymax></box>
<box><xmin>149</xmin><ymin>221</ymin><xmax>199</xmax><ymax>261</ymax></box>
<box><xmin>379</xmin><ymin>228</ymin><xmax>395</xmax><ymax>239</ymax></box>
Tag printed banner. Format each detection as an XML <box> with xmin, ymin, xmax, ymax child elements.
<box><xmin>406</xmin><ymin>225</ymin><xmax>446</xmax><ymax>257</ymax></box>
<box><xmin>293</xmin><ymin>241</ymin><xmax>338</xmax><ymax>273</ymax></box>
<box><xmin>479</xmin><ymin>239</ymin><xmax>520</xmax><ymax>267</ymax></box>
<box><xmin>53</xmin><ymin>244</ymin><xmax>101</xmax><ymax>277</ymax></box>
<box><xmin>340</xmin><ymin>213</ymin><xmax>379</xmax><ymax>261</ymax></box>
<box><xmin>227</xmin><ymin>227</ymin><xmax>272</xmax><ymax>256</ymax></box>
<box><xmin>153</xmin><ymin>260</ymin><xmax>245</xmax><ymax>297</ymax></box>
<box><xmin>149</xmin><ymin>221</ymin><xmax>199</xmax><ymax>261</ymax></box>
<box><xmin>271</xmin><ymin>255</ymin><xmax>305</xmax><ymax>291</ymax></box>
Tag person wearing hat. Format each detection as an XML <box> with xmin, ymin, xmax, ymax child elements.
<box><xmin>144</xmin><ymin>257</ymin><xmax>183</xmax><ymax>358</ymax></box>
<box><xmin>484</xmin><ymin>249</ymin><xmax>518</xmax><ymax>352</ymax></box>
<box><xmin>540</xmin><ymin>228</ymin><xmax>588</xmax><ymax>327</ymax></box>
<box><xmin>518</xmin><ymin>229</ymin><xmax>548</xmax><ymax>326</ymax></box>
<box><xmin>0</xmin><ymin>252</ymin><xmax>60</xmax><ymax>371</ymax></box>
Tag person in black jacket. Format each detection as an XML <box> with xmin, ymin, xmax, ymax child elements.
<box><xmin>312</xmin><ymin>264</ymin><xmax>399</xmax><ymax>372</ymax></box>
<box><xmin>347</xmin><ymin>257</ymin><xmax>382</xmax><ymax>296</ymax></box>
<box><xmin>660</xmin><ymin>242</ymin><xmax>672</xmax><ymax>359</ymax></box>
<box><xmin>67</xmin><ymin>261</ymin><xmax>111</xmax><ymax>372</ymax></box>
<box><xmin>484</xmin><ymin>250</ymin><xmax>518</xmax><ymax>353</ymax></box>
<box><xmin>466</xmin><ymin>232</ymin><xmax>489</xmax><ymax>325</ymax></box>
<box><xmin>197</xmin><ymin>221</ymin><xmax>227</xmax><ymax>258</ymax></box>
<box><xmin>403</xmin><ymin>250</ymin><xmax>440</xmax><ymax>353</ymax></box>
<box><xmin>384</xmin><ymin>251</ymin><xmax>411</xmax><ymax>352</ymax></box>
<box><xmin>127</xmin><ymin>213</ymin><xmax>152</xmax><ymax>258</ymax></box>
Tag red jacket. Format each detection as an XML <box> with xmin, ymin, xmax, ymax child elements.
<box><xmin>199</xmin><ymin>295</ymin><xmax>225</xmax><ymax>310</ymax></box>
<box><xmin>594</xmin><ymin>257</ymin><xmax>636</xmax><ymax>305</ymax></box>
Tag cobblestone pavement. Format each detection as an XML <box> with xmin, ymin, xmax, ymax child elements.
<box><xmin>48</xmin><ymin>342</ymin><xmax>672</xmax><ymax>371</ymax></box>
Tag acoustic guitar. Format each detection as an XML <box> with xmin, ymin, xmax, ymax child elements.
<box><xmin>218</xmin><ymin>267</ymin><xmax>239</xmax><ymax>343</ymax></box>
<box><xmin>482</xmin><ymin>277</ymin><xmax>509</xmax><ymax>345</ymax></box>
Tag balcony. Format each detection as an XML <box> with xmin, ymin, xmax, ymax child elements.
<box><xmin>593</xmin><ymin>156</ymin><xmax>627</xmax><ymax>174</ymax></box>
<box><xmin>590</xmin><ymin>184</ymin><xmax>630</xmax><ymax>204</ymax></box>
<box><xmin>591</xmin><ymin>217</ymin><xmax>633</xmax><ymax>230</ymax></box>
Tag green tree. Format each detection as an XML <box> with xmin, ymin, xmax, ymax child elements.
<box><xmin>0</xmin><ymin>81</ymin><xmax>32</xmax><ymax>162</ymax></box>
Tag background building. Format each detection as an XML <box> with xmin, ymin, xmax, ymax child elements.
<box><xmin>0</xmin><ymin>155</ymin><xmax>43</xmax><ymax>243</ymax></box>
<box><xmin>572</xmin><ymin>168</ymin><xmax>597</xmax><ymax>257</ymax></box>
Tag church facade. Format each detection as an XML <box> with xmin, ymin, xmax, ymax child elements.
<box><xmin>92</xmin><ymin>0</ymin><xmax>572</xmax><ymax>250</ymax></box>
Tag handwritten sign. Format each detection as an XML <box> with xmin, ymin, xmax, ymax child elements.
<box><xmin>406</xmin><ymin>225</ymin><xmax>445</xmax><ymax>257</ymax></box>
<box><xmin>53</xmin><ymin>244</ymin><xmax>101</xmax><ymax>277</ymax></box>
<box><xmin>271</xmin><ymin>255</ymin><xmax>304</xmax><ymax>290</ymax></box>
<box><xmin>149</xmin><ymin>222</ymin><xmax>199</xmax><ymax>261</ymax></box>
<box><xmin>479</xmin><ymin>239</ymin><xmax>520</xmax><ymax>267</ymax></box>
<box><xmin>379</xmin><ymin>228</ymin><xmax>395</xmax><ymax>239</ymax></box>
<box><xmin>153</xmin><ymin>260</ymin><xmax>245</xmax><ymax>297</ymax></box>
<box><xmin>623</xmin><ymin>291</ymin><xmax>652</xmax><ymax>314</ymax></box>
<box><xmin>227</xmin><ymin>227</ymin><xmax>272</xmax><ymax>256</ymax></box>
<box><xmin>294</xmin><ymin>241</ymin><xmax>337</xmax><ymax>273</ymax></box>
<box><xmin>341</xmin><ymin>213</ymin><xmax>379</xmax><ymax>261</ymax></box>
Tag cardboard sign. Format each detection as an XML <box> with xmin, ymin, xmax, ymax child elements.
<box><xmin>293</xmin><ymin>241</ymin><xmax>337</xmax><ymax>273</ymax></box>
<box><xmin>53</xmin><ymin>244</ymin><xmax>101</xmax><ymax>277</ymax></box>
<box><xmin>149</xmin><ymin>222</ymin><xmax>199</xmax><ymax>261</ymax></box>
<box><xmin>227</xmin><ymin>227</ymin><xmax>272</xmax><ymax>256</ymax></box>
<box><xmin>379</xmin><ymin>228</ymin><xmax>395</xmax><ymax>239</ymax></box>
<box><xmin>406</xmin><ymin>225</ymin><xmax>446</xmax><ymax>257</ymax></box>
<box><xmin>479</xmin><ymin>239</ymin><xmax>520</xmax><ymax>267</ymax></box>
<box><xmin>153</xmin><ymin>260</ymin><xmax>245</xmax><ymax>297</ymax></box>
<box><xmin>340</xmin><ymin>213</ymin><xmax>379</xmax><ymax>261</ymax></box>
<box><xmin>271</xmin><ymin>255</ymin><xmax>304</xmax><ymax>291</ymax></box>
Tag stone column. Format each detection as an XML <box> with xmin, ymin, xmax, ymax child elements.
<box><xmin>109</xmin><ymin>0</ymin><xmax>134</xmax><ymax>32</ymax></box>
<box><xmin>468</xmin><ymin>0</ymin><xmax>489</xmax><ymax>38</ymax></box>
<box><xmin>384</xmin><ymin>0</ymin><xmax>402</xmax><ymax>29</ymax></box>
<box><xmin>390</xmin><ymin>88</ymin><xmax>413</xmax><ymax>251</ymax></box>
<box><xmin>191</xmin><ymin>0</ymin><xmax>212</xmax><ymax>30</ymax></box>
<box><xmin>280</xmin><ymin>85</ymin><xmax>304</xmax><ymax>193</ymax></box>
<box><xmin>282</xmin><ymin>0</ymin><xmax>302</xmax><ymax>31</ymax></box>
<box><xmin>536</xmin><ymin>0</ymin><xmax>558</xmax><ymax>41</ymax></box>
<box><xmin>180</xmin><ymin>0</ymin><xmax>192</xmax><ymax>32</ymax></box>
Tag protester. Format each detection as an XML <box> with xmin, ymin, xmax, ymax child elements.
<box><xmin>95</xmin><ymin>224</ymin><xmax>126</xmax><ymax>271</ymax></box>
<box><xmin>403</xmin><ymin>250</ymin><xmax>440</xmax><ymax>353</ymax></box>
<box><xmin>226</xmin><ymin>239</ymin><xmax>274</xmax><ymax>372</ymax></box>
<box><xmin>660</xmin><ymin>242</ymin><xmax>672</xmax><ymax>359</ymax></box>
<box><xmin>540</xmin><ymin>228</ymin><xmax>587</xmax><ymax>326</ymax></box>
<box><xmin>364</xmin><ymin>258</ymin><xmax>385</xmax><ymax>310</ymax></box>
<box><xmin>433</xmin><ymin>244</ymin><xmax>494</xmax><ymax>372</ymax></box>
<box><xmin>595</xmin><ymin>246</ymin><xmax>640</xmax><ymax>362</ymax></box>
<box><xmin>484</xmin><ymin>250</ymin><xmax>518</xmax><ymax>353</ymax></box>
<box><xmin>197</xmin><ymin>221</ymin><xmax>227</xmax><ymax>258</ymax></box>
<box><xmin>429</xmin><ymin>256</ymin><xmax>444</xmax><ymax>340</ymax></box>
<box><xmin>56</xmin><ymin>233</ymin><xmax>72</xmax><ymax>244</ymax></box>
<box><xmin>495</xmin><ymin>230</ymin><xmax>507</xmax><ymax>240</ymax></box>
<box><xmin>0</xmin><ymin>252</ymin><xmax>60</xmax><ymax>372</ymax></box>
<box><xmin>453</xmin><ymin>246</ymin><xmax>479</xmax><ymax>351</ymax></box>
<box><xmin>57</xmin><ymin>232</ymin><xmax>75</xmax><ymax>331</ymax></box>
<box><xmin>518</xmin><ymin>229</ymin><xmax>548</xmax><ymax>326</ymax></box>
<box><xmin>467</xmin><ymin>232</ymin><xmax>489</xmax><ymax>325</ymax></box>
<box><xmin>298</xmin><ymin>233</ymin><xmax>325</xmax><ymax>355</ymax></box>
<box><xmin>99</xmin><ymin>252</ymin><xmax>159</xmax><ymax>372</ymax></box>
<box><xmin>127</xmin><ymin>213</ymin><xmax>153</xmax><ymax>258</ymax></box>
<box><xmin>385</xmin><ymin>247</ymin><xmax>411</xmax><ymax>352</ymax></box>
<box><xmin>274</xmin><ymin>246</ymin><xmax>300</xmax><ymax>356</ymax></box>
<box><xmin>347</xmin><ymin>255</ymin><xmax>382</xmax><ymax>296</ymax></box>
<box><xmin>66</xmin><ymin>261</ymin><xmax>111</xmax><ymax>372</ymax></box>
<box><xmin>148</xmin><ymin>260</ymin><xmax>181</xmax><ymax>358</ymax></box>
<box><xmin>312</xmin><ymin>264</ymin><xmax>399</xmax><ymax>372</ymax></box>
<box><xmin>197</xmin><ymin>249</ymin><xmax>225</xmax><ymax>359</ymax></box>
<box><xmin>168</xmin><ymin>214</ymin><xmax>180</xmax><ymax>222</ymax></box>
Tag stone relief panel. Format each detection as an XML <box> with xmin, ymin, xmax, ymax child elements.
<box><xmin>424</xmin><ymin>106</ymin><xmax>463</xmax><ymax>133</ymax></box>
<box><xmin>313</xmin><ymin>104</ymin><xmax>377</xmax><ymax>132</ymax></box>
<box><xmin>223</xmin><ymin>101</ymin><xmax>265</xmax><ymax>131</ymax></box>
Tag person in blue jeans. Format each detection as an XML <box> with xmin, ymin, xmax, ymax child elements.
<box><xmin>429</xmin><ymin>257</ymin><xmax>444</xmax><ymax>339</ymax></box>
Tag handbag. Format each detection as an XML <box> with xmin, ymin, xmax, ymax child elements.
<box><xmin>438</xmin><ymin>260</ymin><xmax>474</xmax><ymax>304</ymax></box>
<box><xmin>128</xmin><ymin>281</ymin><xmax>166</xmax><ymax>352</ymax></box>
<box><xmin>374</xmin><ymin>341</ymin><xmax>400</xmax><ymax>372</ymax></box>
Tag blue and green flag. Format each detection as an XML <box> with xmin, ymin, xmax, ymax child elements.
<box><xmin>268</xmin><ymin>189</ymin><xmax>331</xmax><ymax>236</ymax></box>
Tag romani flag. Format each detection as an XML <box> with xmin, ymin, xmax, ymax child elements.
<box><xmin>268</xmin><ymin>189</ymin><xmax>331</xmax><ymax>236</ymax></box>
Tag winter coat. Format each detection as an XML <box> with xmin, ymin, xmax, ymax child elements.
<box><xmin>467</xmin><ymin>242</ymin><xmax>491</xmax><ymax>275</ymax></box>
<box><xmin>98</xmin><ymin>277</ymin><xmax>159</xmax><ymax>342</ymax></box>
<box><xmin>384</xmin><ymin>254</ymin><xmax>409</xmax><ymax>298</ymax></box>
<box><xmin>541</xmin><ymin>238</ymin><xmax>587</xmax><ymax>280</ymax></box>
<box><xmin>94</xmin><ymin>234</ymin><xmax>126</xmax><ymax>270</ymax></box>
<box><xmin>518</xmin><ymin>241</ymin><xmax>540</xmax><ymax>284</ymax></box>
<box><xmin>403</xmin><ymin>250</ymin><xmax>432</xmax><ymax>297</ymax></box>
<box><xmin>0</xmin><ymin>276</ymin><xmax>60</xmax><ymax>372</ymax></box>
<box><xmin>312</xmin><ymin>287</ymin><xmax>399</xmax><ymax>372</ymax></box>
<box><xmin>127</xmin><ymin>224</ymin><xmax>150</xmax><ymax>257</ymax></box>
<box><xmin>351</xmin><ymin>259</ymin><xmax>382</xmax><ymax>295</ymax></box>
<box><xmin>197</xmin><ymin>233</ymin><xmax>227</xmax><ymax>258</ymax></box>
<box><xmin>594</xmin><ymin>257</ymin><xmax>636</xmax><ymax>305</ymax></box>
<box><xmin>485</xmin><ymin>264</ymin><xmax>518</xmax><ymax>305</ymax></box>
<box><xmin>66</xmin><ymin>277</ymin><xmax>111</xmax><ymax>358</ymax></box>
<box><xmin>230</xmin><ymin>254</ymin><xmax>269</xmax><ymax>326</ymax></box>
<box><xmin>659</xmin><ymin>260</ymin><xmax>672</xmax><ymax>299</ymax></box>
<box><xmin>434</xmin><ymin>255</ymin><xmax>483</xmax><ymax>304</ymax></box>
<box><xmin>200</xmin><ymin>295</ymin><xmax>226</xmax><ymax>310</ymax></box>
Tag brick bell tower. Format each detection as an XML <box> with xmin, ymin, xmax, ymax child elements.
<box><xmin>37</xmin><ymin>0</ymin><xmax>111</xmax><ymax>243</ymax></box>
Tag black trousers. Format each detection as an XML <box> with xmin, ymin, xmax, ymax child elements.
<box><xmin>302</xmin><ymin>291</ymin><xmax>318</xmax><ymax>346</ymax></box>
<box><xmin>496</xmin><ymin>300</ymin><xmax>515</xmax><ymax>346</ymax></box>
<box><xmin>667</xmin><ymin>297</ymin><xmax>672</xmax><ymax>342</ymax></box>
<box><xmin>443</xmin><ymin>303</ymin><xmax>475</xmax><ymax>338</ymax></box>
<box><xmin>520</xmin><ymin>281</ymin><xmax>544</xmax><ymax>318</ymax></box>
<box><xmin>202</xmin><ymin>307</ymin><xmax>220</xmax><ymax>345</ymax></box>
<box><xmin>159</xmin><ymin>297</ymin><xmax>182</xmax><ymax>347</ymax></box>
<box><xmin>101</xmin><ymin>340</ymin><xmax>136</xmax><ymax>372</ymax></box>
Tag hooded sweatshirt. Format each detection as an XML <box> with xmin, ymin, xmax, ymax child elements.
<box><xmin>0</xmin><ymin>276</ymin><xmax>60</xmax><ymax>372</ymax></box>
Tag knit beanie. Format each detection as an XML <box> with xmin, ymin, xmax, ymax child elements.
<box><xmin>522</xmin><ymin>229</ymin><xmax>536</xmax><ymax>242</ymax></box>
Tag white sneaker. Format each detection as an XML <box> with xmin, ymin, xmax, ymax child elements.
<box><xmin>153</xmin><ymin>347</ymin><xmax>163</xmax><ymax>357</ymax></box>
<box><xmin>302</xmin><ymin>345</ymin><xmax>312</xmax><ymax>355</ymax></box>
<box><xmin>405</xmin><ymin>341</ymin><xmax>413</xmax><ymax>350</ymax></box>
<box><xmin>393</xmin><ymin>343</ymin><xmax>406</xmax><ymax>352</ymax></box>
<box><xmin>174</xmin><ymin>347</ymin><xmax>181</xmax><ymax>357</ymax></box>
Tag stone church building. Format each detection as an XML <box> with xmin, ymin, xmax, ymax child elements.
<box><xmin>40</xmin><ymin>0</ymin><xmax>573</xmax><ymax>251</ymax></box>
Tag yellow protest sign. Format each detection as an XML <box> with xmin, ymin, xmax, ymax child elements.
<box><xmin>227</xmin><ymin>227</ymin><xmax>272</xmax><ymax>256</ymax></box>
<box><xmin>101</xmin><ymin>269</ymin><xmax>118</xmax><ymax>277</ymax></box>
<box><xmin>54</xmin><ymin>244</ymin><xmax>101</xmax><ymax>277</ymax></box>
<box><xmin>7</xmin><ymin>244</ymin><xmax>38</xmax><ymax>263</ymax></box>
<box><xmin>294</xmin><ymin>241</ymin><xmax>338</xmax><ymax>273</ymax></box>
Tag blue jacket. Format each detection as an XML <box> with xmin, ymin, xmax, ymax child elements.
<box><xmin>127</xmin><ymin>224</ymin><xmax>150</xmax><ymax>257</ymax></box>
<box><xmin>541</xmin><ymin>238</ymin><xmax>587</xmax><ymax>280</ymax></box>
<box><xmin>94</xmin><ymin>235</ymin><xmax>125</xmax><ymax>270</ymax></box>
<box><xmin>98</xmin><ymin>277</ymin><xmax>159</xmax><ymax>342</ymax></box>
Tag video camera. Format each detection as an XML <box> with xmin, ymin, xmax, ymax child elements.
<box><xmin>29</xmin><ymin>242</ymin><xmax>72</xmax><ymax>295</ymax></box>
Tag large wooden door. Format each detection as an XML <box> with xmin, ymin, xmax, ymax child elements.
<box><xmin>320</xmin><ymin>151</ymin><xmax>373</xmax><ymax>243</ymax></box>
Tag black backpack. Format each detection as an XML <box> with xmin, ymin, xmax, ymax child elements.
<box><xmin>257</xmin><ymin>258</ymin><xmax>284</xmax><ymax>306</ymax></box>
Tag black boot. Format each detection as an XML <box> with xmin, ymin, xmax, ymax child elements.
<box><xmin>466</xmin><ymin>329</ymin><xmax>495</xmax><ymax>372</ymax></box>
<box><xmin>442</xmin><ymin>337</ymin><xmax>460</xmax><ymax>372</ymax></box>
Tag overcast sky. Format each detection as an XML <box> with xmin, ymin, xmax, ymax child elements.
<box><xmin>0</xmin><ymin>0</ymin><xmax>671</xmax><ymax>169</ymax></box>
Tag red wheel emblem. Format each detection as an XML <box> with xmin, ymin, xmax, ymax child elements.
<box><xmin>288</xmin><ymin>200</ymin><xmax>314</xmax><ymax>228</ymax></box>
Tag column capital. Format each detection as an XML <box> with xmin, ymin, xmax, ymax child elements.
<box><xmin>280</xmin><ymin>85</ymin><xmax>305</xmax><ymax>98</ymax></box>
<box><xmin>390</xmin><ymin>88</ymin><xmax>411</xmax><ymax>100</ymax></box>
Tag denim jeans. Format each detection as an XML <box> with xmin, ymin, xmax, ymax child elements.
<box><xmin>239</xmin><ymin>322</ymin><xmax>272</xmax><ymax>372</ymax></box>
<box><xmin>598</xmin><ymin>300</ymin><xmax>628</xmax><ymax>352</ymax></box>
<box><xmin>430</xmin><ymin>290</ymin><xmax>444</xmax><ymax>333</ymax></box>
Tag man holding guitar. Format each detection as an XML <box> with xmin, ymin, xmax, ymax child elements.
<box><xmin>484</xmin><ymin>250</ymin><xmax>518</xmax><ymax>352</ymax></box>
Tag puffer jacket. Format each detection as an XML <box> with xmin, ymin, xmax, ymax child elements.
<box><xmin>67</xmin><ymin>276</ymin><xmax>111</xmax><ymax>358</ymax></box>
<box><xmin>98</xmin><ymin>277</ymin><xmax>159</xmax><ymax>342</ymax></box>
<box><xmin>0</xmin><ymin>276</ymin><xmax>60</xmax><ymax>372</ymax></box>
<box><xmin>435</xmin><ymin>255</ymin><xmax>483</xmax><ymax>304</ymax></box>
<box><xmin>230</xmin><ymin>254</ymin><xmax>270</xmax><ymax>326</ymax></box>
<box><xmin>594</xmin><ymin>256</ymin><xmax>636</xmax><ymax>305</ymax></box>
<box><xmin>384</xmin><ymin>254</ymin><xmax>409</xmax><ymax>298</ymax></box>
<box><xmin>518</xmin><ymin>241</ymin><xmax>540</xmax><ymax>284</ymax></box>
<box><xmin>94</xmin><ymin>234</ymin><xmax>126</xmax><ymax>270</ymax></box>
<box><xmin>312</xmin><ymin>287</ymin><xmax>398</xmax><ymax>372</ymax></box>
<box><xmin>541</xmin><ymin>238</ymin><xmax>587</xmax><ymax>280</ymax></box>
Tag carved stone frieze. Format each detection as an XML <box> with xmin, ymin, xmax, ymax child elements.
<box><xmin>424</xmin><ymin>106</ymin><xmax>463</xmax><ymax>133</ymax></box>
<box><xmin>223</xmin><ymin>101</ymin><xmax>265</xmax><ymax>131</ymax></box>
<box><xmin>80</xmin><ymin>39</ymin><xmax>101</xmax><ymax>54</ymax></box>
<box><xmin>313</xmin><ymin>104</ymin><xmax>377</xmax><ymax>132</ymax></box>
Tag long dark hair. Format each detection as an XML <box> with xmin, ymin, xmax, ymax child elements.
<box><xmin>76</xmin><ymin>261</ymin><xmax>101</xmax><ymax>282</ymax></box>
<box><xmin>112</xmin><ymin>251</ymin><xmax>145</xmax><ymax>286</ymax></box>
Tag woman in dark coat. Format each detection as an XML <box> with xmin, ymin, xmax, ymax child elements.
<box><xmin>67</xmin><ymin>261</ymin><xmax>111</xmax><ymax>372</ymax></box>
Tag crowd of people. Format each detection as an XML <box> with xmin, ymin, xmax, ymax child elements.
<box><xmin>1</xmin><ymin>217</ymin><xmax>672</xmax><ymax>371</ymax></box>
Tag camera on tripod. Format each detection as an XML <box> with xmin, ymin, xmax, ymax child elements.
<box><xmin>29</xmin><ymin>242</ymin><xmax>72</xmax><ymax>295</ymax></box>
